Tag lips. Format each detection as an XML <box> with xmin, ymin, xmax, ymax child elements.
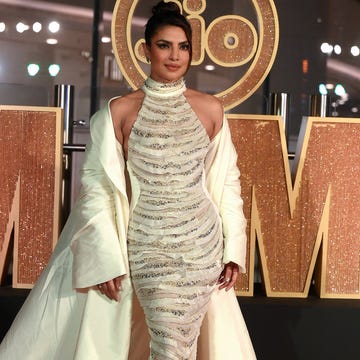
<box><xmin>165</xmin><ymin>64</ymin><xmax>180</xmax><ymax>71</ymax></box>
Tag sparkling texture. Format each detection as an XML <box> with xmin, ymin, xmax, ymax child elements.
<box><xmin>184</xmin><ymin>0</ymin><xmax>204</xmax><ymax>13</ymax></box>
<box><xmin>217</xmin><ymin>0</ymin><xmax>279</xmax><ymax>109</ymax></box>
<box><xmin>112</xmin><ymin>0</ymin><xmax>279</xmax><ymax>110</ymax></box>
<box><xmin>206</xmin><ymin>18</ymin><xmax>256</xmax><ymax>65</ymax></box>
<box><xmin>0</xmin><ymin>108</ymin><xmax>61</xmax><ymax>287</ymax></box>
<box><xmin>127</xmin><ymin>78</ymin><xmax>223</xmax><ymax>359</ymax></box>
<box><xmin>230</xmin><ymin>115</ymin><xmax>360</xmax><ymax>298</ymax></box>
<box><xmin>302</xmin><ymin>119</ymin><xmax>360</xmax><ymax>297</ymax></box>
<box><xmin>229</xmin><ymin>116</ymin><xmax>313</xmax><ymax>295</ymax></box>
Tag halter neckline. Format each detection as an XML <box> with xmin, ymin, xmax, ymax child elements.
<box><xmin>142</xmin><ymin>77</ymin><xmax>186</xmax><ymax>98</ymax></box>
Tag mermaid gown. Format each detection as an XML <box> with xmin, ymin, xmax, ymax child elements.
<box><xmin>126</xmin><ymin>77</ymin><xmax>223</xmax><ymax>359</ymax></box>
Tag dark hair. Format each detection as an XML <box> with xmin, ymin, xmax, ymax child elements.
<box><xmin>145</xmin><ymin>1</ymin><xmax>192</xmax><ymax>61</ymax></box>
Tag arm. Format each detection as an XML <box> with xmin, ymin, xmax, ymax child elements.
<box><xmin>70</xmin><ymin>109</ymin><xmax>129</xmax><ymax>296</ymax></box>
<box><xmin>205</xmin><ymin>117</ymin><xmax>247</xmax><ymax>290</ymax></box>
<box><xmin>219</xmin><ymin>137</ymin><xmax>247</xmax><ymax>270</ymax></box>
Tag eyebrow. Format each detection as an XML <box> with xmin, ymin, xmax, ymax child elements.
<box><xmin>155</xmin><ymin>39</ymin><xmax>189</xmax><ymax>45</ymax></box>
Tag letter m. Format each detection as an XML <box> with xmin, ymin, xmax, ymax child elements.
<box><xmin>230</xmin><ymin>114</ymin><xmax>360</xmax><ymax>299</ymax></box>
<box><xmin>0</xmin><ymin>106</ymin><xmax>62</xmax><ymax>288</ymax></box>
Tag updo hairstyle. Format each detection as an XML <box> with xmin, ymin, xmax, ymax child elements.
<box><xmin>144</xmin><ymin>1</ymin><xmax>193</xmax><ymax>61</ymax></box>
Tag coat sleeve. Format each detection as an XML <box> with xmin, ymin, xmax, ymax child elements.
<box><xmin>205</xmin><ymin>116</ymin><xmax>247</xmax><ymax>273</ymax></box>
<box><xmin>70</xmin><ymin>110</ymin><xmax>128</xmax><ymax>289</ymax></box>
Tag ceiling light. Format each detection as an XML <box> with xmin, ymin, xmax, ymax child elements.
<box><xmin>334</xmin><ymin>84</ymin><xmax>346</xmax><ymax>96</ymax></box>
<box><xmin>205</xmin><ymin>64</ymin><xmax>215</xmax><ymax>71</ymax></box>
<box><xmin>48</xmin><ymin>21</ymin><xmax>60</xmax><ymax>33</ymax></box>
<box><xmin>101</xmin><ymin>36</ymin><xmax>111</xmax><ymax>43</ymax></box>
<box><xmin>16</xmin><ymin>22</ymin><xmax>30</xmax><ymax>33</ymax></box>
<box><xmin>350</xmin><ymin>45</ymin><xmax>360</xmax><ymax>57</ymax></box>
<box><xmin>333</xmin><ymin>44</ymin><xmax>341</xmax><ymax>55</ymax></box>
<box><xmin>0</xmin><ymin>22</ymin><xmax>5</xmax><ymax>32</ymax></box>
<box><xmin>27</xmin><ymin>63</ymin><xmax>40</xmax><ymax>76</ymax></box>
<box><xmin>48</xmin><ymin>64</ymin><xmax>60</xmax><ymax>77</ymax></box>
<box><xmin>318</xmin><ymin>83</ymin><xmax>327</xmax><ymax>95</ymax></box>
<box><xmin>320</xmin><ymin>42</ymin><xmax>333</xmax><ymax>54</ymax></box>
<box><xmin>33</xmin><ymin>22</ymin><xmax>42</xmax><ymax>33</ymax></box>
<box><xmin>46</xmin><ymin>38</ymin><xmax>58</xmax><ymax>45</ymax></box>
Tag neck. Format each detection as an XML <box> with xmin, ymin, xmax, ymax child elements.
<box><xmin>142</xmin><ymin>77</ymin><xmax>186</xmax><ymax>98</ymax></box>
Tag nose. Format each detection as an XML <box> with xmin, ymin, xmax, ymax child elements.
<box><xmin>169</xmin><ymin>46</ymin><xmax>179</xmax><ymax>61</ymax></box>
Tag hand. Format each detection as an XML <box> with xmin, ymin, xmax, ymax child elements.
<box><xmin>218</xmin><ymin>262</ymin><xmax>239</xmax><ymax>291</ymax></box>
<box><xmin>97</xmin><ymin>275</ymin><xmax>124</xmax><ymax>302</ymax></box>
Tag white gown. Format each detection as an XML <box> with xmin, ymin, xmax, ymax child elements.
<box><xmin>0</xmin><ymin>79</ymin><xmax>256</xmax><ymax>359</ymax></box>
<box><xmin>127</xmin><ymin>77</ymin><xmax>223</xmax><ymax>359</ymax></box>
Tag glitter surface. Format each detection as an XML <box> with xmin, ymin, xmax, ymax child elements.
<box><xmin>188</xmin><ymin>17</ymin><xmax>203</xmax><ymax>64</ymax></box>
<box><xmin>113</xmin><ymin>0</ymin><xmax>145</xmax><ymax>89</ymax></box>
<box><xmin>230</xmin><ymin>115</ymin><xmax>360</xmax><ymax>298</ymax></box>
<box><xmin>0</xmin><ymin>108</ymin><xmax>62</xmax><ymax>288</ymax></box>
<box><xmin>217</xmin><ymin>0</ymin><xmax>279</xmax><ymax>109</ymax></box>
<box><xmin>112</xmin><ymin>0</ymin><xmax>279</xmax><ymax>110</ymax></box>
<box><xmin>229</xmin><ymin>115</ymin><xmax>295</xmax><ymax>295</ymax></box>
<box><xmin>206</xmin><ymin>18</ymin><xmax>256</xmax><ymax>65</ymax></box>
<box><xmin>184</xmin><ymin>0</ymin><xmax>205</xmax><ymax>13</ymax></box>
<box><xmin>299</xmin><ymin>118</ymin><xmax>360</xmax><ymax>298</ymax></box>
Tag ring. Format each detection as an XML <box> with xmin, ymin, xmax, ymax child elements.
<box><xmin>225</xmin><ymin>278</ymin><xmax>231</xmax><ymax>282</ymax></box>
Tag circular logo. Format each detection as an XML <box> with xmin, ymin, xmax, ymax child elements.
<box><xmin>112</xmin><ymin>0</ymin><xmax>279</xmax><ymax>111</ymax></box>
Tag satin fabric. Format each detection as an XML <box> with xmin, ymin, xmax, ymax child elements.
<box><xmin>0</xmin><ymin>98</ymin><xmax>256</xmax><ymax>359</ymax></box>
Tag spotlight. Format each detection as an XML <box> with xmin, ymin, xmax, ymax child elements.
<box><xmin>48</xmin><ymin>64</ymin><xmax>60</xmax><ymax>77</ymax></box>
<box><xmin>334</xmin><ymin>84</ymin><xmax>346</xmax><ymax>96</ymax></box>
<box><xmin>333</xmin><ymin>45</ymin><xmax>341</xmax><ymax>55</ymax></box>
<box><xmin>46</xmin><ymin>38</ymin><xmax>58</xmax><ymax>45</ymax></box>
<box><xmin>205</xmin><ymin>64</ymin><xmax>215</xmax><ymax>71</ymax></box>
<box><xmin>318</xmin><ymin>83</ymin><xmax>327</xmax><ymax>95</ymax></box>
<box><xmin>350</xmin><ymin>46</ymin><xmax>359</xmax><ymax>57</ymax></box>
<box><xmin>27</xmin><ymin>63</ymin><xmax>40</xmax><ymax>76</ymax></box>
<box><xmin>101</xmin><ymin>36</ymin><xmax>111</xmax><ymax>43</ymax></box>
<box><xmin>16</xmin><ymin>22</ymin><xmax>30</xmax><ymax>33</ymax></box>
<box><xmin>48</xmin><ymin>21</ymin><xmax>60</xmax><ymax>33</ymax></box>
<box><xmin>320</xmin><ymin>42</ymin><xmax>333</xmax><ymax>54</ymax></box>
<box><xmin>33</xmin><ymin>22</ymin><xmax>42</xmax><ymax>33</ymax></box>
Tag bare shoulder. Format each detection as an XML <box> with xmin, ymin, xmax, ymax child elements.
<box><xmin>186</xmin><ymin>88</ymin><xmax>222</xmax><ymax>109</ymax></box>
<box><xmin>110</xmin><ymin>89</ymin><xmax>144</xmax><ymax>144</ymax></box>
<box><xmin>110</xmin><ymin>90</ymin><xmax>144</xmax><ymax>123</ymax></box>
<box><xmin>185</xmin><ymin>88</ymin><xmax>224</xmax><ymax>138</ymax></box>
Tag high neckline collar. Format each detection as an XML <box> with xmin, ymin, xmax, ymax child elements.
<box><xmin>142</xmin><ymin>77</ymin><xmax>186</xmax><ymax>98</ymax></box>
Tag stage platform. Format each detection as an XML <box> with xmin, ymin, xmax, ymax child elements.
<box><xmin>1</xmin><ymin>285</ymin><xmax>360</xmax><ymax>359</ymax></box>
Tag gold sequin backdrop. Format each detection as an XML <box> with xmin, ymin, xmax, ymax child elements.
<box><xmin>0</xmin><ymin>106</ymin><xmax>62</xmax><ymax>288</ymax></box>
<box><xmin>228</xmin><ymin>115</ymin><xmax>360</xmax><ymax>299</ymax></box>
<box><xmin>112</xmin><ymin>0</ymin><xmax>279</xmax><ymax>110</ymax></box>
<box><xmin>112</xmin><ymin>0</ymin><xmax>360</xmax><ymax>299</ymax></box>
<box><xmin>2</xmin><ymin>1</ymin><xmax>360</xmax><ymax>298</ymax></box>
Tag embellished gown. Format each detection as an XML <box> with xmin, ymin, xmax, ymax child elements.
<box><xmin>126</xmin><ymin>77</ymin><xmax>223</xmax><ymax>359</ymax></box>
<box><xmin>0</xmin><ymin>78</ymin><xmax>256</xmax><ymax>360</ymax></box>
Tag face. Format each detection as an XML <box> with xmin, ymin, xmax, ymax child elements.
<box><xmin>144</xmin><ymin>25</ymin><xmax>191</xmax><ymax>83</ymax></box>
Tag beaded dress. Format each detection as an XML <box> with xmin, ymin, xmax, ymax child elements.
<box><xmin>127</xmin><ymin>77</ymin><xmax>223</xmax><ymax>359</ymax></box>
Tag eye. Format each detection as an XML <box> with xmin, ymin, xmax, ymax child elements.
<box><xmin>180</xmin><ymin>43</ymin><xmax>190</xmax><ymax>51</ymax></box>
<box><xmin>157</xmin><ymin>42</ymin><xmax>169</xmax><ymax>49</ymax></box>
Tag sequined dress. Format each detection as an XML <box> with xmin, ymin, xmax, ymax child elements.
<box><xmin>126</xmin><ymin>77</ymin><xmax>223</xmax><ymax>360</ymax></box>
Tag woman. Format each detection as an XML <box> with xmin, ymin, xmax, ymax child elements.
<box><xmin>0</xmin><ymin>2</ymin><xmax>256</xmax><ymax>359</ymax></box>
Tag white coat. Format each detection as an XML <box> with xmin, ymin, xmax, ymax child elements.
<box><xmin>0</xmin><ymin>98</ymin><xmax>256</xmax><ymax>359</ymax></box>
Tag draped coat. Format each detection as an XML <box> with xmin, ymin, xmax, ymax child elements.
<box><xmin>0</xmin><ymin>98</ymin><xmax>256</xmax><ymax>359</ymax></box>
